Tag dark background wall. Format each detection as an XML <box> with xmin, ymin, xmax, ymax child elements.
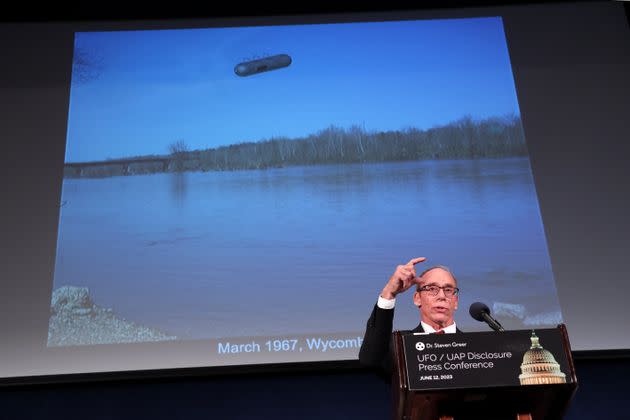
<box><xmin>1</xmin><ymin>357</ymin><xmax>629</xmax><ymax>419</ymax></box>
<box><xmin>1</xmin><ymin>1</ymin><xmax>629</xmax><ymax>418</ymax></box>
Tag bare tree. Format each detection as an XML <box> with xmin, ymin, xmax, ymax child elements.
<box><xmin>169</xmin><ymin>140</ymin><xmax>189</xmax><ymax>171</ymax></box>
<box><xmin>72</xmin><ymin>46</ymin><xmax>104</xmax><ymax>85</ymax></box>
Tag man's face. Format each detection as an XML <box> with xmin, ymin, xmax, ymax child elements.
<box><xmin>413</xmin><ymin>268</ymin><xmax>458</xmax><ymax>329</ymax></box>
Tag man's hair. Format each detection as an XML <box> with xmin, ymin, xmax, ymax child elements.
<box><xmin>416</xmin><ymin>265</ymin><xmax>458</xmax><ymax>292</ymax></box>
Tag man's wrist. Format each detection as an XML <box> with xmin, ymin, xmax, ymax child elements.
<box><xmin>380</xmin><ymin>288</ymin><xmax>396</xmax><ymax>300</ymax></box>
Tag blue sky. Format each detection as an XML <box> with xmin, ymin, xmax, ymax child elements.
<box><xmin>65</xmin><ymin>16</ymin><xmax>521</xmax><ymax>162</ymax></box>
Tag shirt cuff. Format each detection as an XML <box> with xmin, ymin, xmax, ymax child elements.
<box><xmin>377</xmin><ymin>295</ymin><xmax>396</xmax><ymax>310</ymax></box>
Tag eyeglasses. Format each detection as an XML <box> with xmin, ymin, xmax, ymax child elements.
<box><xmin>419</xmin><ymin>285</ymin><xmax>460</xmax><ymax>297</ymax></box>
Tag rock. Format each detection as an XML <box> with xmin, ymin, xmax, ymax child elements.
<box><xmin>524</xmin><ymin>311</ymin><xmax>563</xmax><ymax>326</ymax></box>
<box><xmin>490</xmin><ymin>302</ymin><xmax>562</xmax><ymax>329</ymax></box>
<box><xmin>47</xmin><ymin>285</ymin><xmax>177</xmax><ymax>346</ymax></box>
<box><xmin>493</xmin><ymin>302</ymin><xmax>526</xmax><ymax>319</ymax></box>
<box><xmin>51</xmin><ymin>286</ymin><xmax>94</xmax><ymax>315</ymax></box>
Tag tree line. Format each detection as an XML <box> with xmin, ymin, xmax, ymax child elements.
<box><xmin>193</xmin><ymin>115</ymin><xmax>526</xmax><ymax>171</ymax></box>
<box><xmin>66</xmin><ymin>115</ymin><xmax>527</xmax><ymax>178</ymax></box>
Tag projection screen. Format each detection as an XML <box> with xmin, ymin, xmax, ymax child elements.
<box><xmin>1</xmin><ymin>1</ymin><xmax>629</xmax><ymax>384</ymax></box>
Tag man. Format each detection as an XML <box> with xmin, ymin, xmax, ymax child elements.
<box><xmin>358</xmin><ymin>257</ymin><xmax>460</xmax><ymax>377</ymax></box>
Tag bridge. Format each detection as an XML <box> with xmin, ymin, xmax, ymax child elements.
<box><xmin>64</xmin><ymin>156</ymin><xmax>173</xmax><ymax>177</ymax></box>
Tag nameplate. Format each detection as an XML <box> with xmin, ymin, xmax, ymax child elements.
<box><xmin>402</xmin><ymin>328</ymin><xmax>573</xmax><ymax>391</ymax></box>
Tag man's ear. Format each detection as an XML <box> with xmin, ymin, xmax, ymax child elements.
<box><xmin>413</xmin><ymin>291</ymin><xmax>422</xmax><ymax>307</ymax></box>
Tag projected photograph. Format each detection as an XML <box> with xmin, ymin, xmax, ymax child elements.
<box><xmin>49</xmin><ymin>17</ymin><xmax>562</xmax><ymax>353</ymax></box>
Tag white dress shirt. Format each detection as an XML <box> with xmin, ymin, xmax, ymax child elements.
<box><xmin>377</xmin><ymin>295</ymin><xmax>457</xmax><ymax>333</ymax></box>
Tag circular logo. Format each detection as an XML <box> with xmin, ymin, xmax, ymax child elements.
<box><xmin>415</xmin><ymin>342</ymin><xmax>425</xmax><ymax>351</ymax></box>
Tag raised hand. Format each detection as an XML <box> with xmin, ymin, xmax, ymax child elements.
<box><xmin>380</xmin><ymin>257</ymin><xmax>426</xmax><ymax>299</ymax></box>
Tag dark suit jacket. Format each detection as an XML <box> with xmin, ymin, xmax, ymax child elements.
<box><xmin>358</xmin><ymin>304</ymin><xmax>460</xmax><ymax>381</ymax></box>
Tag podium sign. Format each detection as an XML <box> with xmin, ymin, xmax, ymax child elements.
<box><xmin>392</xmin><ymin>325</ymin><xmax>578</xmax><ymax>420</ymax></box>
<box><xmin>402</xmin><ymin>328</ymin><xmax>574</xmax><ymax>391</ymax></box>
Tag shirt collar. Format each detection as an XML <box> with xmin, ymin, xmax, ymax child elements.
<box><xmin>421</xmin><ymin>321</ymin><xmax>457</xmax><ymax>334</ymax></box>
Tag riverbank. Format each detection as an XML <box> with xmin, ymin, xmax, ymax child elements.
<box><xmin>48</xmin><ymin>285</ymin><xmax>177</xmax><ymax>346</ymax></box>
<box><xmin>64</xmin><ymin>115</ymin><xmax>526</xmax><ymax>178</ymax></box>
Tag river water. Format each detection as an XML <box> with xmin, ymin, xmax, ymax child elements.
<box><xmin>52</xmin><ymin>157</ymin><xmax>561</xmax><ymax>340</ymax></box>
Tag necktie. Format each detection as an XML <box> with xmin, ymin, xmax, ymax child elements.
<box><xmin>435</xmin><ymin>330</ymin><xmax>445</xmax><ymax>334</ymax></box>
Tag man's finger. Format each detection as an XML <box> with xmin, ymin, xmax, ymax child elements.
<box><xmin>406</xmin><ymin>257</ymin><xmax>427</xmax><ymax>266</ymax></box>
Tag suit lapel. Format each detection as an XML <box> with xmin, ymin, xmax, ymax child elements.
<box><xmin>412</xmin><ymin>324</ymin><xmax>425</xmax><ymax>333</ymax></box>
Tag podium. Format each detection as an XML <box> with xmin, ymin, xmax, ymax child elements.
<box><xmin>391</xmin><ymin>325</ymin><xmax>577</xmax><ymax>420</ymax></box>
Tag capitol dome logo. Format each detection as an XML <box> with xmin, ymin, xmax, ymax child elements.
<box><xmin>519</xmin><ymin>331</ymin><xmax>566</xmax><ymax>385</ymax></box>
